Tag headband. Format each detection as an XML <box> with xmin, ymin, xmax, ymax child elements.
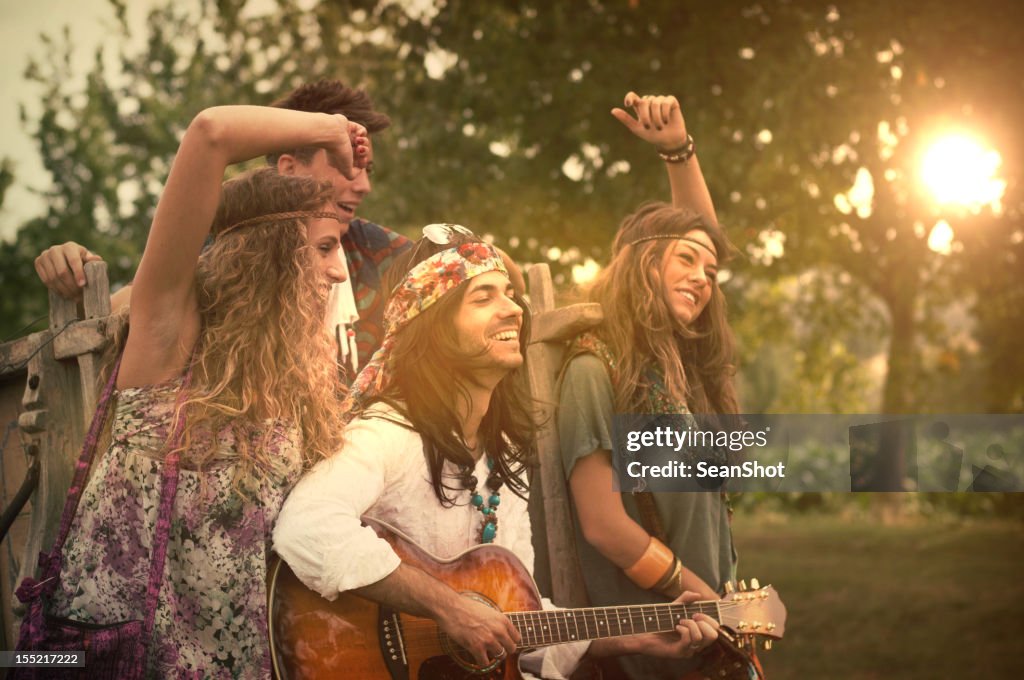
<box><xmin>341</xmin><ymin>239</ymin><xmax>509</xmax><ymax>418</ymax></box>
<box><xmin>218</xmin><ymin>210</ymin><xmax>341</xmax><ymax>237</ymax></box>
<box><xmin>623</xmin><ymin>233</ymin><xmax>718</xmax><ymax>259</ymax></box>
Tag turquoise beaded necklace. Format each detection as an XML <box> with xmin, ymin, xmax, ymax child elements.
<box><xmin>463</xmin><ymin>457</ymin><xmax>502</xmax><ymax>544</ymax></box>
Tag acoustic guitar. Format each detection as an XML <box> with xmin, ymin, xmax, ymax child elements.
<box><xmin>268</xmin><ymin>519</ymin><xmax>785</xmax><ymax>679</ymax></box>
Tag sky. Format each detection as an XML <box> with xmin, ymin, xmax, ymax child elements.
<box><xmin>1</xmin><ymin>0</ymin><xmax>123</xmax><ymax>238</ymax></box>
<box><xmin>0</xmin><ymin>0</ymin><xmax>336</xmax><ymax>241</ymax></box>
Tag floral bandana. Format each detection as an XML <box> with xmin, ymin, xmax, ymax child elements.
<box><xmin>341</xmin><ymin>241</ymin><xmax>508</xmax><ymax>418</ymax></box>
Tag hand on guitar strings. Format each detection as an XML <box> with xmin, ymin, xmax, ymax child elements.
<box><xmin>639</xmin><ymin>590</ymin><xmax>720</xmax><ymax>659</ymax></box>
<box><xmin>436</xmin><ymin>594</ymin><xmax>521</xmax><ymax>667</ymax></box>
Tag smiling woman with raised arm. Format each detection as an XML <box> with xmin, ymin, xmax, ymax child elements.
<box><xmin>26</xmin><ymin>105</ymin><xmax>367</xmax><ymax>678</ymax></box>
<box><xmin>556</xmin><ymin>92</ymin><xmax>750</xmax><ymax>680</ymax></box>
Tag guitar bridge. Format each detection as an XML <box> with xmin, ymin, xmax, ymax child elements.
<box><xmin>379</xmin><ymin>607</ymin><xmax>409</xmax><ymax>679</ymax></box>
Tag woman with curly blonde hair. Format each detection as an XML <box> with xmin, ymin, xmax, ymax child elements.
<box><xmin>44</xmin><ymin>105</ymin><xmax>367</xmax><ymax>677</ymax></box>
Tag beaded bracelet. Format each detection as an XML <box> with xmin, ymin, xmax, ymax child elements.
<box><xmin>658</xmin><ymin>134</ymin><xmax>696</xmax><ymax>164</ymax></box>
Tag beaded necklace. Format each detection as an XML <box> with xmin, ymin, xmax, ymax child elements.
<box><xmin>461</xmin><ymin>458</ymin><xmax>503</xmax><ymax>544</ymax></box>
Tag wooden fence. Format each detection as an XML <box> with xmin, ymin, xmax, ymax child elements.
<box><xmin>0</xmin><ymin>262</ymin><xmax>120</xmax><ymax>647</ymax></box>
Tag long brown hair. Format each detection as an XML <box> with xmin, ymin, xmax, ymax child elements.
<box><xmin>590</xmin><ymin>202</ymin><xmax>739</xmax><ymax>417</ymax></box>
<box><xmin>369</xmin><ymin>234</ymin><xmax>536</xmax><ymax>505</ymax></box>
<box><xmin>170</xmin><ymin>168</ymin><xmax>345</xmax><ymax>495</ymax></box>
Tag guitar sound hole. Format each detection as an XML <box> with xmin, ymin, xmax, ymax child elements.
<box><xmin>418</xmin><ymin>654</ymin><xmax>504</xmax><ymax>679</ymax></box>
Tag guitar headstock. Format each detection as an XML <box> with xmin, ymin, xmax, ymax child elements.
<box><xmin>718</xmin><ymin>578</ymin><xmax>787</xmax><ymax>649</ymax></box>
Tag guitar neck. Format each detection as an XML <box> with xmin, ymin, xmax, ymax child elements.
<box><xmin>507</xmin><ymin>602</ymin><xmax>721</xmax><ymax>648</ymax></box>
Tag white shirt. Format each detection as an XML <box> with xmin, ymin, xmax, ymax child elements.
<box><xmin>273</xmin><ymin>404</ymin><xmax>588</xmax><ymax>679</ymax></box>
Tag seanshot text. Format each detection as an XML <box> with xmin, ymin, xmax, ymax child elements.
<box><xmin>626</xmin><ymin>460</ymin><xmax>786</xmax><ymax>479</ymax></box>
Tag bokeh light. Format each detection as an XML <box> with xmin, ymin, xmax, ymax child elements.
<box><xmin>921</xmin><ymin>134</ymin><xmax>1006</xmax><ymax>212</ymax></box>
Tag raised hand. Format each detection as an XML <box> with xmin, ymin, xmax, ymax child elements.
<box><xmin>611</xmin><ymin>91</ymin><xmax>689</xmax><ymax>152</ymax></box>
<box><xmin>34</xmin><ymin>241</ymin><xmax>105</xmax><ymax>300</ymax></box>
<box><xmin>325</xmin><ymin>115</ymin><xmax>369</xmax><ymax>180</ymax></box>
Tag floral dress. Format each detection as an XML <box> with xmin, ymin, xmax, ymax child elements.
<box><xmin>50</xmin><ymin>381</ymin><xmax>302</xmax><ymax>679</ymax></box>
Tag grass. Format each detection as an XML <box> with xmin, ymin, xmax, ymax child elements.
<box><xmin>731</xmin><ymin>514</ymin><xmax>1024</xmax><ymax>679</ymax></box>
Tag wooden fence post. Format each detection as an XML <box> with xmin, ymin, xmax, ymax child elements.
<box><xmin>1</xmin><ymin>262</ymin><xmax>119</xmax><ymax>645</ymax></box>
<box><xmin>524</xmin><ymin>263</ymin><xmax>603</xmax><ymax>608</ymax></box>
<box><xmin>52</xmin><ymin>261</ymin><xmax>112</xmax><ymax>427</ymax></box>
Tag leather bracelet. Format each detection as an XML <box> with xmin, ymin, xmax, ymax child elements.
<box><xmin>654</xmin><ymin>556</ymin><xmax>685</xmax><ymax>598</ymax></box>
<box><xmin>658</xmin><ymin>134</ymin><xmax>695</xmax><ymax>164</ymax></box>
<box><xmin>624</xmin><ymin>536</ymin><xmax>675</xmax><ymax>589</ymax></box>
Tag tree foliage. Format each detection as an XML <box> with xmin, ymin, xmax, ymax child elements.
<box><xmin>2</xmin><ymin>0</ymin><xmax>1021</xmax><ymax>412</ymax></box>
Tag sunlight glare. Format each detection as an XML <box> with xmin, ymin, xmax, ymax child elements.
<box><xmin>572</xmin><ymin>258</ymin><xmax>600</xmax><ymax>285</ymax></box>
<box><xmin>921</xmin><ymin>134</ymin><xmax>1005</xmax><ymax>211</ymax></box>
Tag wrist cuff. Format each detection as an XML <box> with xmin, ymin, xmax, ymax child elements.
<box><xmin>624</xmin><ymin>537</ymin><xmax>675</xmax><ymax>589</ymax></box>
<box><xmin>654</xmin><ymin>557</ymin><xmax>684</xmax><ymax>598</ymax></box>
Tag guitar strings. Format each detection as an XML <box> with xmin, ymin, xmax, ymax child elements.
<box><xmin>395</xmin><ymin>600</ymin><xmax>752</xmax><ymax>633</ymax></box>
<box><xmin>392</xmin><ymin>614</ymin><xmax>739</xmax><ymax>659</ymax></box>
<box><xmin>391</xmin><ymin>601</ymin><xmax>756</xmax><ymax>653</ymax></box>
<box><xmin>283</xmin><ymin>599</ymin><xmax>776</xmax><ymax>662</ymax></box>
<box><xmin>395</xmin><ymin>599</ymin><xmax>752</xmax><ymax>632</ymax></box>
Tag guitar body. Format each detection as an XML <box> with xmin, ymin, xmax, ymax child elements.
<box><xmin>269</xmin><ymin>519</ymin><xmax>542</xmax><ymax>680</ymax></box>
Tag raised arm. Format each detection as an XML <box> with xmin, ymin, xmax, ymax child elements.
<box><xmin>611</xmin><ymin>92</ymin><xmax>717</xmax><ymax>225</ymax></box>
<box><xmin>119</xmin><ymin>106</ymin><xmax>366</xmax><ymax>387</ymax></box>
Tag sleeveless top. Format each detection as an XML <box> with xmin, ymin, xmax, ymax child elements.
<box><xmin>50</xmin><ymin>380</ymin><xmax>303</xmax><ymax>679</ymax></box>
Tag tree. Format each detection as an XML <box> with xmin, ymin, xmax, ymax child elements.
<box><xmin>4</xmin><ymin>0</ymin><xmax>1021</xmax><ymax>416</ymax></box>
<box><xmin>351</xmin><ymin>0</ymin><xmax>1021</xmax><ymax>415</ymax></box>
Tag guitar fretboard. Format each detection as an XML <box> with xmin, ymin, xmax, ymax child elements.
<box><xmin>507</xmin><ymin>602</ymin><xmax>721</xmax><ymax>648</ymax></box>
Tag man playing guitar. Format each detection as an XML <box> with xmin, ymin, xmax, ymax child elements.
<box><xmin>272</xmin><ymin>226</ymin><xmax>723</xmax><ymax>678</ymax></box>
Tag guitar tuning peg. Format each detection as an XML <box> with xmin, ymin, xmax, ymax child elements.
<box><xmin>750</xmin><ymin>577</ymin><xmax>760</xmax><ymax>590</ymax></box>
<box><xmin>762</xmin><ymin>640</ymin><xmax>773</xmax><ymax>651</ymax></box>
<box><xmin>724</xmin><ymin>581</ymin><xmax>735</xmax><ymax>594</ymax></box>
<box><xmin>738</xmin><ymin>579</ymin><xmax>747</xmax><ymax>591</ymax></box>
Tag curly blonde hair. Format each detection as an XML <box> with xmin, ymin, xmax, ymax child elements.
<box><xmin>589</xmin><ymin>202</ymin><xmax>739</xmax><ymax>418</ymax></box>
<box><xmin>166</xmin><ymin>168</ymin><xmax>345</xmax><ymax>495</ymax></box>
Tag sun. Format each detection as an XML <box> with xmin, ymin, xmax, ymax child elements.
<box><xmin>921</xmin><ymin>134</ymin><xmax>1005</xmax><ymax>211</ymax></box>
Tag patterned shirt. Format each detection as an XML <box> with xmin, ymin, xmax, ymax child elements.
<box><xmin>342</xmin><ymin>218</ymin><xmax>412</xmax><ymax>368</ymax></box>
<box><xmin>51</xmin><ymin>381</ymin><xmax>302</xmax><ymax>679</ymax></box>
